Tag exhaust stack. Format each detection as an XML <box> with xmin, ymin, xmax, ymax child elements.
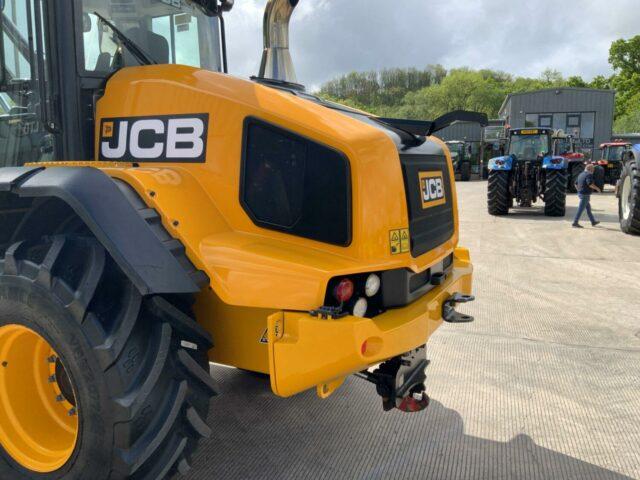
<box><xmin>258</xmin><ymin>0</ymin><xmax>299</xmax><ymax>84</ymax></box>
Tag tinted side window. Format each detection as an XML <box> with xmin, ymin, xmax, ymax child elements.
<box><xmin>241</xmin><ymin>118</ymin><xmax>352</xmax><ymax>246</ymax></box>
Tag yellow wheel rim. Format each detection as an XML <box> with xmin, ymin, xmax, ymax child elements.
<box><xmin>0</xmin><ymin>324</ymin><xmax>79</xmax><ymax>473</ymax></box>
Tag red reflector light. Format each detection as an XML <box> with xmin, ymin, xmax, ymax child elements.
<box><xmin>333</xmin><ymin>278</ymin><xmax>354</xmax><ymax>303</ymax></box>
<box><xmin>361</xmin><ymin>340</ymin><xmax>368</xmax><ymax>355</ymax></box>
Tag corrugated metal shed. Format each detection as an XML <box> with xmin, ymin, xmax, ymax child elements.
<box><xmin>499</xmin><ymin>88</ymin><xmax>615</xmax><ymax>157</ymax></box>
<box><xmin>434</xmin><ymin>121</ymin><xmax>483</xmax><ymax>143</ymax></box>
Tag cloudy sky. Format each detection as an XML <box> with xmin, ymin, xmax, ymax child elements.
<box><xmin>223</xmin><ymin>0</ymin><xmax>639</xmax><ymax>90</ymax></box>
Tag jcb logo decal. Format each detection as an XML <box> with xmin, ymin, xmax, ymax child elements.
<box><xmin>419</xmin><ymin>171</ymin><xmax>446</xmax><ymax>209</ymax></box>
<box><xmin>99</xmin><ymin>114</ymin><xmax>208</xmax><ymax>163</ymax></box>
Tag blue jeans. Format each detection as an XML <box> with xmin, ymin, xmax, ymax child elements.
<box><xmin>573</xmin><ymin>194</ymin><xmax>596</xmax><ymax>225</ymax></box>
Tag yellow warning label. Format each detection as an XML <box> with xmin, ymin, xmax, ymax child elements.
<box><xmin>390</xmin><ymin>230</ymin><xmax>400</xmax><ymax>255</ymax></box>
<box><xmin>389</xmin><ymin>229</ymin><xmax>410</xmax><ymax>255</ymax></box>
<box><xmin>400</xmin><ymin>229</ymin><xmax>410</xmax><ymax>253</ymax></box>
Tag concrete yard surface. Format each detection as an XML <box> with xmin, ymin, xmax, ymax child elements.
<box><xmin>183</xmin><ymin>182</ymin><xmax>640</xmax><ymax>480</ymax></box>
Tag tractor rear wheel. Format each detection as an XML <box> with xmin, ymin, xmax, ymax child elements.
<box><xmin>544</xmin><ymin>170</ymin><xmax>567</xmax><ymax>217</ymax></box>
<box><xmin>487</xmin><ymin>170</ymin><xmax>510</xmax><ymax>215</ymax></box>
<box><xmin>593</xmin><ymin>165</ymin><xmax>606</xmax><ymax>191</ymax></box>
<box><xmin>619</xmin><ymin>161</ymin><xmax>640</xmax><ymax>235</ymax></box>
<box><xmin>0</xmin><ymin>236</ymin><xmax>215</xmax><ymax>480</ymax></box>
<box><xmin>460</xmin><ymin>162</ymin><xmax>471</xmax><ymax>182</ymax></box>
<box><xmin>568</xmin><ymin>164</ymin><xmax>581</xmax><ymax>193</ymax></box>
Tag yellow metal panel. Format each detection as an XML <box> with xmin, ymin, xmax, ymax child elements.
<box><xmin>30</xmin><ymin>65</ymin><xmax>473</xmax><ymax>396</ymax></box>
<box><xmin>268</xmin><ymin>252</ymin><xmax>472</xmax><ymax>398</ymax></box>
<box><xmin>195</xmin><ymin>288</ymin><xmax>276</xmax><ymax>374</ymax></box>
<box><xmin>85</xmin><ymin>65</ymin><xmax>460</xmax><ymax>311</ymax></box>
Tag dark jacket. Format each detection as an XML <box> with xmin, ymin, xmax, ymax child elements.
<box><xmin>576</xmin><ymin>171</ymin><xmax>595</xmax><ymax>196</ymax></box>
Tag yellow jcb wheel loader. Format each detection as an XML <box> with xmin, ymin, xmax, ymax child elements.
<box><xmin>0</xmin><ymin>0</ymin><xmax>485</xmax><ymax>478</ymax></box>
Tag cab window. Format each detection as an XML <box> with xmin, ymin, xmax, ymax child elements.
<box><xmin>78</xmin><ymin>0</ymin><xmax>222</xmax><ymax>76</ymax></box>
<box><xmin>0</xmin><ymin>0</ymin><xmax>57</xmax><ymax>166</ymax></box>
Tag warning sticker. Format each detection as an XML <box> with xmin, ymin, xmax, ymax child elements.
<box><xmin>389</xmin><ymin>228</ymin><xmax>410</xmax><ymax>255</ymax></box>
<box><xmin>259</xmin><ymin>329</ymin><xmax>268</xmax><ymax>344</ymax></box>
<box><xmin>400</xmin><ymin>229</ymin><xmax>410</xmax><ymax>253</ymax></box>
<box><xmin>390</xmin><ymin>230</ymin><xmax>401</xmax><ymax>255</ymax></box>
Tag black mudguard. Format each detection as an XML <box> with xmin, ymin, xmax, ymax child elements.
<box><xmin>0</xmin><ymin>166</ymin><xmax>201</xmax><ymax>295</ymax></box>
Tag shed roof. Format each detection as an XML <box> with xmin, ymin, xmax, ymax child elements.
<box><xmin>499</xmin><ymin>87</ymin><xmax>616</xmax><ymax>117</ymax></box>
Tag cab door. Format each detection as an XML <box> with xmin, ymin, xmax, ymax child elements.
<box><xmin>0</xmin><ymin>0</ymin><xmax>56</xmax><ymax>167</ymax></box>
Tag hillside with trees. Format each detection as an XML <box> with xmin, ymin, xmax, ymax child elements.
<box><xmin>318</xmin><ymin>36</ymin><xmax>640</xmax><ymax>133</ymax></box>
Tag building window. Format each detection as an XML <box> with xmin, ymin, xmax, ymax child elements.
<box><xmin>581</xmin><ymin>112</ymin><xmax>595</xmax><ymax>139</ymax></box>
<box><xmin>539</xmin><ymin>115</ymin><xmax>553</xmax><ymax>128</ymax></box>
<box><xmin>567</xmin><ymin>114</ymin><xmax>581</xmax><ymax>128</ymax></box>
<box><xmin>553</xmin><ymin>113</ymin><xmax>566</xmax><ymax>130</ymax></box>
<box><xmin>525</xmin><ymin>114</ymin><xmax>538</xmax><ymax>128</ymax></box>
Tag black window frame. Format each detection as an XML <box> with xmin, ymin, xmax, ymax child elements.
<box><xmin>538</xmin><ymin>114</ymin><xmax>553</xmax><ymax>128</ymax></box>
<box><xmin>567</xmin><ymin>114</ymin><xmax>581</xmax><ymax>128</ymax></box>
<box><xmin>239</xmin><ymin>116</ymin><xmax>353</xmax><ymax>247</ymax></box>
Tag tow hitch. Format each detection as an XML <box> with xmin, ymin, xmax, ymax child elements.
<box><xmin>357</xmin><ymin>346</ymin><xmax>430</xmax><ymax>413</ymax></box>
<box><xmin>443</xmin><ymin>293</ymin><xmax>475</xmax><ymax>323</ymax></box>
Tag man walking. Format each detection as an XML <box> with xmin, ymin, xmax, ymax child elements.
<box><xmin>573</xmin><ymin>164</ymin><xmax>601</xmax><ymax>228</ymax></box>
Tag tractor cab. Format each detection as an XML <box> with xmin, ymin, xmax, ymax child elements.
<box><xmin>0</xmin><ymin>0</ymin><xmax>228</xmax><ymax>167</ymax></box>
<box><xmin>508</xmin><ymin>128</ymin><xmax>552</xmax><ymax>161</ymax></box>
<box><xmin>599</xmin><ymin>142</ymin><xmax>632</xmax><ymax>164</ymax></box>
<box><xmin>445</xmin><ymin>140</ymin><xmax>473</xmax><ymax>181</ymax></box>
<box><xmin>597</xmin><ymin>142</ymin><xmax>631</xmax><ymax>187</ymax></box>
<box><xmin>553</xmin><ymin>130</ymin><xmax>586</xmax><ymax>192</ymax></box>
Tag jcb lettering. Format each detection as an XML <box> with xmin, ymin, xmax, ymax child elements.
<box><xmin>419</xmin><ymin>172</ymin><xmax>447</xmax><ymax>209</ymax></box>
<box><xmin>99</xmin><ymin>114</ymin><xmax>208</xmax><ymax>163</ymax></box>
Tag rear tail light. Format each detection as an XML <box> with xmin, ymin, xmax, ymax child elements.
<box><xmin>333</xmin><ymin>278</ymin><xmax>354</xmax><ymax>303</ymax></box>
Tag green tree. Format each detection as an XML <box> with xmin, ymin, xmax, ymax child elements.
<box><xmin>566</xmin><ymin>76</ymin><xmax>588</xmax><ymax>88</ymax></box>
<box><xmin>609</xmin><ymin>36</ymin><xmax>640</xmax><ymax>117</ymax></box>
<box><xmin>614</xmin><ymin>93</ymin><xmax>640</xmax><ymax>133</ymax></box>
<box><xmin>398</xmin><ymin>69</ymin><xmax>507</xmax><ymax>120</ymax></box>
<box><xmin>609</xmin><ymin>36</ymin><xmax>640</xmax><ymax>77</ymax></box>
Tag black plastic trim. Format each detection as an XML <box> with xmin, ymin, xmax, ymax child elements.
<box><xmin>381</xmin><ymin>259</ymin><xmax>452</xmax><ymax>308</ymax></box>
<box><xmin>239</xmin><ymin>116</ymin><xmax>353</xmax><ymax>247</ymax></box>
<box><xmin>0</xmin><ymin>167</ymin><xmax>201</xmax><ymax>295</ymax></box>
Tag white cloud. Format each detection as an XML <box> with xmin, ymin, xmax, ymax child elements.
<box><xmin>223</xmin><ymin>0</ymin><xmax>639</xmax><ymax>88</ymax></box>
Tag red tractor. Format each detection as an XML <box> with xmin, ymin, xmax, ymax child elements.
<box><xmin>552</xmin><ymin>132</ymin><xmax>585</xmax><ymax>192</ymax></box>
<box><xmin>598</xmin><ymin>141</ymin><xmax>632</xmax><ymax>187</ymax></box>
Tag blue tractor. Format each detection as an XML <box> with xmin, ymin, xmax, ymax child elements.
<box><xmin>487</xmin><ymin>128</ymin><xmax>567</xmax><ymax>216</ymax></box>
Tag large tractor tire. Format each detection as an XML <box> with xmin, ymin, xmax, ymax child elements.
<box><xmin>460</xmin><ymin>162</ymin><xmax>471</xmax><ymax>182</ymax></box>
<box><xmin>544</xmin><ymin>170</ymin><xmax>567</xmax><ymax>217</ymax></box>
<box><xmin>487</xmin><ymin>170</ymin><xmax>510</xmax><ymax>216</ymax></box>
<box><xmin>568</xmin><ymin>164</ymin><xmax>582</xmax><ymax>193</ymax></box>
<box><xmin>593</xmin><ymin>165</ymin><xmax>606</xmax><ymax>191</ymax></box>
<box><xmin>0</xmin><ymin>236</ymin><xmax>215</xmax><ymax>480</ymax></box>
<box><xmin>619</xmin><ymin>161</ymin><xmax>640</xmax><ymax>235</ymax></box>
